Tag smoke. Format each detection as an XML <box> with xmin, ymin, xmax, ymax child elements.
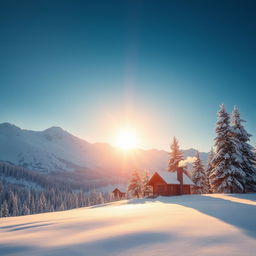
<box><xmin>178</xmin><ymin>156</ymin><xmax>197</xmax><ymax>167</ymax></box>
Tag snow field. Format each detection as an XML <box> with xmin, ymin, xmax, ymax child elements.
<box><xmin>0</xmin><ymin>193</ymin><xmax>256</xmax><ymax>256</ymax></box>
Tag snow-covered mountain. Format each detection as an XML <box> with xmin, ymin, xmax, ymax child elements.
<box><xmin>0</xmin><ymin>122</ymin><xmax>208</xmax><ymax>175</ymax></box>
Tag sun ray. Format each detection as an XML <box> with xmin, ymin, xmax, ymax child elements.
<box><xmin>115</xmin><ymin>129</ymin><xmax>138</xmax><ymax>150</ymax></box>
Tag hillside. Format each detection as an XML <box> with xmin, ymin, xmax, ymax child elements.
<box><xmin>0</xmin><ymin>122</ymin><xmax>208</xmax><ymax>175</ymax></box>
<box><xmin>0</xmin><ymin>193</ymin><xmax>256</xmax><ymax>256</ymax></box>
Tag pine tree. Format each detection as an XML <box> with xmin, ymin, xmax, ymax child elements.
<box><xmin>30</xmin><ymin>196</ymin><xmax>36</xmax><ymax>214</ymax></box>
<box><xmin>192</xmin><ymin>151</ymin><xmax>207</xmax><ymax>194</ymax></box>
<box><xmin>128</xmin><ymin>170</ymin><xmax>142</xmax><ymax>198</ymax></box>
<box><xmin>86</xmin><ymin>196</ymin><xmax>91</xmax><ymax>206</ymax></box>
<box><xmin>59</xmin><ymin>202</ymin><xmax>65</xmax><ymax>211</ymax></box>
<box><xmin>1</xmin><ymin>200</ymin><xmax>9</xmax><ymax>217</ymax></box>
<box><xmin>9</xmin><ymin>191</ymin><xmax>19</xmax><ymax>216</ymax></box>
<box><xmin>0</xmin><ymin>181</ymin><xmax>3</xmax><ymax>194</ymax></box>
<box><xmin>231</xmin><ymin>106</ymin><xmax>256</xmax><ymax>192</ymax></box>
<box><xmin>141</xmin><ymin>170</ymin><xmax>152</xmax><ymax>197</ymax></box>
<box><xmin>89</xmin><ymin>190</ymin><xmax>99</xmax><ymax>205</ymax></box>
<box><xmin>108</xmin><ymin>191</ymin><xmax>116</xmax><ymax>202</ymax></box>
<box><xmin>168</xmin><ymin>137</ymin><xmax>184</xmax><ymax>172</ymax></box>
<box><xmin>210</xmin><ymin>104</ymin><xmax>245</xmax><ymax>193</ymax></box>
<box><xmin>38</xmin><ymin>192</ymin><xmax>47</xmax><ymax>213</ymax></box>
<box><xmin>22</xmin><ymin>203</ymin><xmax>30</xmax><ymax>215</ymax></box>
<box><xmin>97</xmin><ymin>192</ymin><xmax>105</xmax><ymax>204</ymax></box>
<box><xmin>206</xmin><ymin>148</ymin><xmax>215</xmax><ymax>193</ymax></box>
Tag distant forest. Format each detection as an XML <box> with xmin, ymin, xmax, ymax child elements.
<box><xmin>0</xmin><ymin>162</ymin><xmax>116</xmax><ymax>217</ymax></box>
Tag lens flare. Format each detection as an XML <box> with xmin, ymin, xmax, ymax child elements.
<box><xmin>115</xmin><ymin>129</ymin><xmax>138</xmax><ymax>150</ymax></box>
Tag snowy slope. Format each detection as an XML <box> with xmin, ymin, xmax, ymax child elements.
<box><xmin>0</xmin><ymin>123</ymin><xmax>95</xmax><ymax>172</ymax></box>
<box><xmin>0</xmin><ymin>193</ymin><xmax>256</xmax><ymax>256</ymax></box>
<box><xmin>0</xmin><ymin>122</ymin><xmax>208</xmax><ymax>173</ymax></box>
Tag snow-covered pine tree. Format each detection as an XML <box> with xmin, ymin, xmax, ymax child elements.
<box><xmin>9</xmin><ymin>191</ymin><xmax>19</xmax><ymax>216</ymax></box>
<box><xmin>86</xmin><ymin>196</ymin><xmax>91</xmax><ymax>206</ymax></box>
<box><xmin>0</xmin><ymin>181</ymin><xmax>3</xmax><ymax>193</ymax></box>
<box><xmin>128</xmin><ymin>170</ymin><xmax>142</xmax><ymax>198</ymax></box>
<box><xmin>231</xmin><ymin>106</ymin><xmax>256</xmax><ymax>192</ymax></box>
<box><xmin>22</xmin><ymin>202</ymin><xmax>30</xmax><ymax>215</ymax></box>
<box><xmin>168</xmin><ymin>137</ymin><xmax>184</xmax><ymax>172</ymax></box>
<box><xmin>1</xmin><ymin>200</ymin><xmax>9</xmax><ymax>217</ymax></box>
<box><xmin>59</xmin><ymin>202</ymin><xmax>65</xmax><ymax>211</ymax></box>
<box><xmin>206</xmin><ymin>148</ymin><xmax>215</xmax><ymax>193</ymax></box>
<box><xmin>210</xmin><ymin>104</ymin><xmax>245</xmax><ymax>193</ymax></box>
<box><xmin>97</xmin><ymin>192</ymin><xmax>105</xmax><ymax>204</ymax></box>
<box><xmin>30</xmin><ymin>196</ymin><xmax>36</xmax><ymax>214</ymax></box>
<box><xmin>38</xmin><ymin>192</ymin><xmax>47</xmax><ymax>213</ymax></box>
<box><xmin>141</xmin><ymin>170</ymin><xmax>153</xmax><ymax>197</ymax></box>
<box><xmin>192</xmin><ymin>151</ymin><xmax>208</xmax><ymax>194</ymax></box>
<box><xmin>89</xmin><ymin>190</ymin><xmax>99</xmax><ymax>205</ymax></box>
<box><xmin>108</xmin><ymin>191</ymin><xmax>116</xmax><ymax>202</ymax></box>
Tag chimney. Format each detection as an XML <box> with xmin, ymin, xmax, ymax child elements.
<box><xmin>177</xmin><ymin>167</ymin><xmax>184</xmax><ymax>195</ymax></box>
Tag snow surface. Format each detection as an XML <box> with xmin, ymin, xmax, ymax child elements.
<box><xmin>1</xmin><ymin>193</ymin><xmax>256</xmax><ymax>256</ymax></box>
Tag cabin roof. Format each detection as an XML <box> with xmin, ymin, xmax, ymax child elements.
<box><xmin>149</xmin><ymin>171</ymin><xmax>194</xmax><ymax>185</ymax></box>
<box><xmin>112</xmin><ymin>188</ymin><xmax>125</xmax><ymax>193</ymax></box>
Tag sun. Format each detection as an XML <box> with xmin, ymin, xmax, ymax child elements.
<box><xmin>115</xmin><ymin>129</ymin><xmax>138</xmax><ymax>150</ymax></box>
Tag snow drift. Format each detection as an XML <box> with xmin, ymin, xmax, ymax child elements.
<box><xmin>0</xmin><ymin>193</ymin><xmax>256</xmax><ymax>256</ymax></box>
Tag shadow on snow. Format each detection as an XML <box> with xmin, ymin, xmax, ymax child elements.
<box><xmin>137</xmin><ymin>194</ymin><xmax>256</xmax><ymax>239</ymax></box>
<box><xmin>0</xmin><ymin>232</ymin><xmax>171</xmax><ymax>256</ymax></box>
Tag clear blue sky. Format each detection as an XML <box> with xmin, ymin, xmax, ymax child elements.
<box><xmin>1</xmin><ymin>0</ymin><xmax>256</xmax><ymax>152</ymax></box>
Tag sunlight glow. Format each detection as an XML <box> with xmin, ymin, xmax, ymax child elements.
<box><xmin>115</xmin><ymin>129</ymin><xmax>138</xmax><ymax>150</ymax></box>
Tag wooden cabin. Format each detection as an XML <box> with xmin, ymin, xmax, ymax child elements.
<box><xmin>112</xmin><ymin>188</ymin><xmax>126</xmax><ymax>199</ymax></box>
<box><xmin>147</xmin><ymin>168</ymin><xmax>194</xmax><ymax>196</ymax></box>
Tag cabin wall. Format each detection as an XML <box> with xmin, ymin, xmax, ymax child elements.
<box><xmin>183</xmin><ymin>185</ymin><xmax>191</xmax><ymax>195</ymax></box>
<box><xmin>152</xmin><ymin>184</ymin><xmax>191</xmax><ymax>196</ymax></box>
<box><xmin>167</xmin><ymin>184</ymin><xmax>180</xmax><ymax>195</ymax></box>
<box><xmin>152</xmin><ymin>181</ymin><xmax>168</xmax><ymax>196</ymax></box>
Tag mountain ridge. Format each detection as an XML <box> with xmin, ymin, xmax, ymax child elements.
<box><xmin>0</xmin><ymin>122</ymin><xmax>209</xmax><ymax>175</ymax></box>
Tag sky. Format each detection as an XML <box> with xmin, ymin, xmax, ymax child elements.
<box><xmin>0</xmin><ymin>0</ymin><xmax>256</xmax><ymax>152</ymax></box>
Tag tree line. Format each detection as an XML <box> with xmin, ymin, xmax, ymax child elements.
<box><xmin>0</xmin><ymin>163</ymin><xmax>116</xmax><ymax>218</ymax></box>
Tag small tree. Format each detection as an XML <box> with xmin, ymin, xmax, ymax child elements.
<box><xmin>9</xmin><ymin>191</ymin><xmax>19</xmax><ymax>216</ymax></box>
<box><xmin>22</xmin><ymin>203</ymin><xmax>30</xmax><ymax>215</ymax></box>
<box><xmin>1</xmin><ymin>200</ymin><xmax>9</xmax><ymax>217</ymax></box>
<box><xmin>30</xmin><ymin>197</ymin><xmax>36</xmax><ymax>214</ymax></box>
<box><xmin>168</xmin><ymin>137</ymin><xmax>184</xmax><ymax>172</ymax></box>
<box><xmin>38</xmin><ymin>192</ymin><xmax>47</xmax><ymax>213</ymax></box>
<box><xmin>128</xmin><ymin>170</ymin><xmax>142</xmax><ymax>198</ymax></box>
<box><xmin>108</xmin><ymin>192</ymin><xmax>116</xmax><ymax>202</ymax></box>
<box><xmin>192</xmin><ymin>151</ymin><xmax>207</xmax><ymax>194</ymax></box>
<box><xmin>141</xmin><ymin>170</ymin><xmax>152</xmax><ymax>197</ymax></box>
<box><xmin>97</xmin><ymin>192</ymin><xmax>105</xmax><ymax>204</ymax></box>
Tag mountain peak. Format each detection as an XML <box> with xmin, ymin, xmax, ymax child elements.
<box><xmin>0</xmin><ymin>122</ymin><xmax>21</xmax><ymax>131</ymax></box>
<box><xmin>42</xmin><ymin>126</ymin><xmax>68</xmax><ymax>140</ymax></box>
<box><xmin>44</xmin><ymin>126</ymin><xmax>65</xmax><ymax>133</ymax></box>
